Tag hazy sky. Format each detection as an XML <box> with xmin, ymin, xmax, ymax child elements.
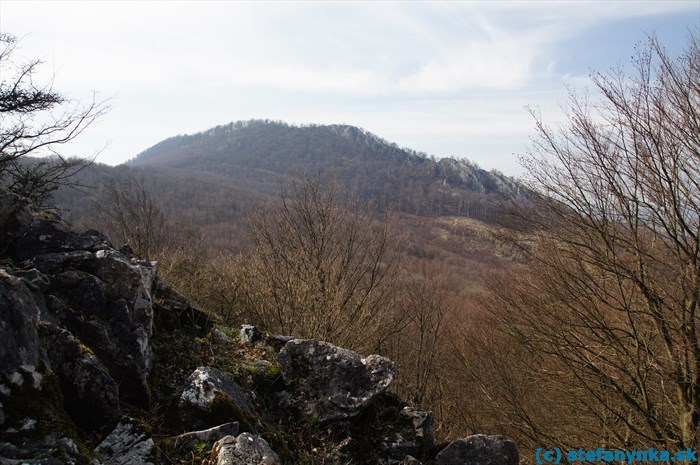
<box><xmin>1</xmin><ymin>1</ymin><xmax>698</xmax><ymax>176</ymax></box>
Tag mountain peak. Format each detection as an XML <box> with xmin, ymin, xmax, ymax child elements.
<box><xmin>128</xmin><ymin>119</ymin><xmax>526</xmax><ymax>222</ymax></box>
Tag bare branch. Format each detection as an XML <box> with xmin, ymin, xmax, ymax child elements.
<box><xmin>0</xmin><ymin>33</ymin><xmax>110</xmax><ymax>206</ymax></box>
<box><xmin>463</xmin><ymin>31</ymin><xmax>700</xmax><ymax>453</ymax></box>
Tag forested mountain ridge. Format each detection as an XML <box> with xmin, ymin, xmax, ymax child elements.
<box><xmin>50</xmin><ymin>120</ymin><xmax>530</xmax><ymax>255</ymax></box>
<box><xmin>127</xmin><ymin>120</ymin><xmax>528</xmax><ymax>220</ymax></box>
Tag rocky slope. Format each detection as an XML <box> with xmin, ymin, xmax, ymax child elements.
<box><xmin>0</xmin><ymin>190</ymin><xmax>518</xmax><ymax>465</ymax></box>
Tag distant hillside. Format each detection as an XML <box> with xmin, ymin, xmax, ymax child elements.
<box><xmin>51</xmin><ymin>162</ymin><xmax>263</xmax><ymax>252</ymax></box>
<box><xmin>128</xmin><ymin>120</ymin><xmax>528</xmax><ymax>221</ymax></box>
<box><xmin>51</xmin><ymin>119</ymin><xmax>530</xmax><ymax>255</ymax></box>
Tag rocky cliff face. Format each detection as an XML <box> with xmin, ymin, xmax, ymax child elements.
<box><xmin>0</xmin><ymin>190</ymin><xmax>518</xmax><ymax>465</ymax></box>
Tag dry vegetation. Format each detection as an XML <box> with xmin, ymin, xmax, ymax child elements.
<box><xmin>84</xmin><ymin>171</ymin><xmax>516</xmax><ymax>444</ymax></box>
<box><xmin>454</xmin><ymin>32</ymin><xmax>700</xmax><ymax>459</ymax></box>
<box><xmin>12</xmin><ymin>31</ymin><xmax>697</xmax><ymax>465</ymax></box>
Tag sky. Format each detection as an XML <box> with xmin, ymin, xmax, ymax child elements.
<box><xmin>1</xmin><ymin>1</ymin><xmax>698</xmax><ymax>176</ymax></box>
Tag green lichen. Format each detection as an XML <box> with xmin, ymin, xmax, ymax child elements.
<box><xmin>31</xmin><ymin>210</ymin><xmax>59</xmax><ymax>221</ymax></box>
<box><xmin>217</xmin><ymin>325</ymin><xmax>236</xmax><ymax>339</ymax></box>
<box><xmin>266</xmin><ymin>362</ymin><xmax>281</xmax><ymax>378</ymax></box>
<box><xmin>208</xmin><ymin>391</ymin><xmax>256</xmax><ymax>433</ymax></box>
<box><xmin>205</xmin><ymin>391</ymin><xmax>294</xmax><ymax>462</ymax></box>
<box><xmin>76</xmin><ymin>339</ymin><xmax>96</xmax><ymax>357</ymax></box>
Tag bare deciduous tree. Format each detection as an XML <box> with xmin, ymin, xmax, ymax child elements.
<box><xmin>246</xmin><ymin>175</ymin><xmax>398</xmax><ymax>351</ymax></box>
<box><xmin>467</xmin><ymin>32</ymin><xmax>700</xmax><ymax>452</ymax></box>
<box><xmin>95</xmin><ymin>181</ymin><xmax>170</xmax><ymax>260</ymax></box>
<box><xmin>383</xmin><ymin>260</ymin><xmax>456</xmax><ymax>429</ymax></box>
<box><xmin>161</xmin><ymin>251</ymin><xmax>247</xmax><ymax>326</ymax></box>
<box><xmin>0</xmin><ymin>33</ymin><xmax>108</xmax><ymax>207</ymax></box>
<box><xmin>3</xmin><ymin>155</ymin><xmax>93</xmax><ymax>208</ymax></box>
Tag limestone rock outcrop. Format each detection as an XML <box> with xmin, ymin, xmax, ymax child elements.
<box><xmin>208</xmin><ymin>433</ymin><xmax>280</xmax><ymax>465</ymax></box>
<box><xmin>95</xmin><ymin>418</ymin><xmax>156</xmax><ymax>465</ymax></box>
<box><xmin>277</xmin><ymin>338</ymin><xmax>395</xmax><ymax>423</ymax></box>
<box><xmin>173</xmin><ymin>367</ymin><xmax>258</xmax><ymax>432</ymax></box>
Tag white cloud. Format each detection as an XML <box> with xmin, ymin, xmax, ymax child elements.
<box><xmin>396</xmin><ymin>43</ymin><xmax>533</xmax><ymax>92</ymax></box>
<box><xmin>1</xmin><ymin>0</ymin><xmax>697</xmax><ymax>174</ymax></box>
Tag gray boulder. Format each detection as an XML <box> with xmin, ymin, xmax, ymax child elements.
<box><xmin>174</xmin><ymin>422</ymin><xmax>240</xmax><ymax>450</ymax></box>
<box><xmin>208</xmin><ymin>433</ymin><xmax>280</xmax><ymax>465</ymax></box>
<box><xmin>37</xmin><ymin>250</ymin><xmax>157</xmax><ymax>408</ymax></box>
<box><xmin>0</xmin><ymin>269</ymin><xmax>43</xmax><ymax>383</ymax></box>
<box><xmin>0</xmin><ymin>364</ymin><xmax>90</xmax><ymax>465</ymax></box>
<box><xmin>95</xmin><ymin>418</ymin><xmax>155</xmax><ymax>465</ymax></box>
<box><xmin>435</xmin><ymin>434</ymin><xmax>519</xmax><ymax>465</ymax></box>
<box><xmin>76</xmin><ymin>249</ymin><xmax>157</xmax><ymax>406</ymax></box>
<box><xmin>39</xmin><ymin>323</ymin><xmax>119</xmax><ymax>431</ymax></box>
<box><xmin>240</xmin><ymin>324</ymin><xmax>262</xmax><ymax>345</ymax></box>
<box><xmin>0</xmin><ymin>268</ymin><xmax>93</xmax><ymax>465</ymax></box>
<box><xmin>0</xmin><ymin>191</ymin><xmax>162</xmax><ymax>462</ymax></box>
<box><xmin>379</xmin><ymin>407</ymin><xmax>435</xmax><ymax>461</ymax></box>
<box><xmin>400</xmin><ymin>407</ymin><xmax>434</xmax><ymax>452</ymax></box>
<box><xmin>174</xmin><ymin>367</ymin><xmax>257</xmax><ymax>432</ymax></box>
<box><xmin>52</xmin><ymin>251</ymin><xmax>155</xmax><ymax>407</ymax></box>
<box><xmin>211</xmin><ymin>326</ymin><xmax>232</xmax><ymax>343</ymax></box>
<box><xmin>400</xmin><ymin>456</ymin><xmax>423</xmax><ymax>465</ymax></box>
<box><xmin>277</xmin><ymin>339</ymin><xmax>395</xmax><ymax>423</ymax></box>
<box><xmin>0</xmin><ymin>191</ymin><xmax>157</xmax><ymax>408</ymax></box>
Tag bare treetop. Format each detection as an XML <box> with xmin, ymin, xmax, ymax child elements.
<box><xmin>0</xmin><ymin>33</ymin><xmax>109</xmax><ymax>207</ymax></box>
